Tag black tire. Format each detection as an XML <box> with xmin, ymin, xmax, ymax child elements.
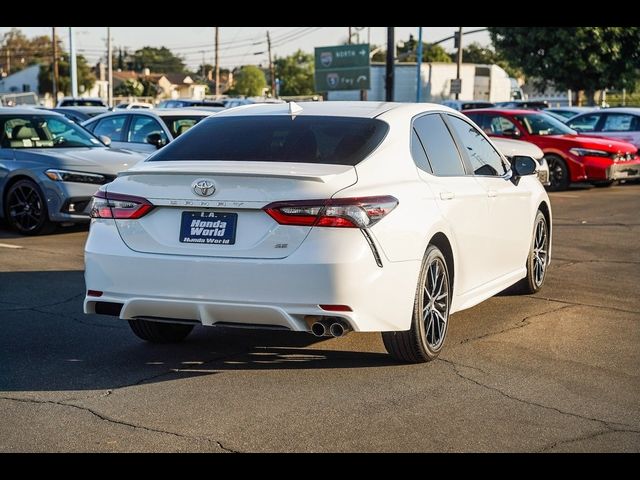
<box><xmin>128</xmin><ymin>319</ymin><xmax>194</xmax><ymax>344</ymax></box>
<box><xmin>514</xmin><ymin>211</ymin><xmax>549</xmax><ymax>294</ymax></box>
<box><xmin>382</xmin><ymin>245</ymin><xmax>451</xmax><ymax>363</ymax></box>
<box><xmin>545</xmin><ymin>154</ymin><xmax>570</xmax><ymax>191</ymax></box>
<box><xmin>4</xmin><ymin>179</ymin><xmax>54</xmax><ymax>235</ymax></box>
<box><xmin>592</xmin><ymin>181</ymin><xmax>614</xmax><ymax>188</ymax></box>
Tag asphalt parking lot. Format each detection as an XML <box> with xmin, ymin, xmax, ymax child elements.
<box><xmin>0</xmin><ymin>184</ymin><xmax>639</xmax><ymax>452</ymax></box>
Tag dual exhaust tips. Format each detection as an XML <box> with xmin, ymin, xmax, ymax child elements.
<box><xmin>310</xmin><ymin>318</ymin><xmax>351</xmax><ymax>338</ymax></box>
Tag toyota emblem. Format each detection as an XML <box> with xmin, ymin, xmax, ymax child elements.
<box><xmin>192</xmin><ymin>179</ymin><xmax>216</xmax><ymax>197</ymax></box>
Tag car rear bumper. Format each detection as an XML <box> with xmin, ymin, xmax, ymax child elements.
<box><xmin>84</xmin><ymin>220</ymin><xmax>421</xmax><ymax>332</ymax></box>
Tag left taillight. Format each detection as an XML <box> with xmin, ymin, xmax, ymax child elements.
<box><xmin>90</xmin><ymin>190</ymin><xmax>154</xmax><ymax>219</ymax></box>
<box><xmin>263</xmin><ymin>196</ymin><xmax>398</xmax><ymax>228</ymax></box>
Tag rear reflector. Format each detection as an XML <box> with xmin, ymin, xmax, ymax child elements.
<box><xmin>87</xmin><ymin>290</ymin><xmax>103</xmax><ymax>297</ymax></box>
<box><xmin>319</xmin><ymin>304</ymin><xmax>353</xmax><ymax>312</ymax></box>
<box><xmin>90</xmin><ymin>190</ymin><xmax>154</xmax><ymax>220</ymax></box>
<box><xmin>264</xmin><ymin>196</ymin><xmax>398</xmax><ymax>228</ymax></box>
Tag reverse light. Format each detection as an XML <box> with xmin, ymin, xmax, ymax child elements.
<box><xmin>90</xmin><ymin>190</ymin><xmax>154</xmax><ymax>219</ymax></box>
<box><xmin>568</xmin><ymin>148</ymin><xmax>612</xmax><ymax>158</ymax></box>
<box><xmin>45</xmin><ymin>169</ymin><xmax>107</xmax><ymax>184</ymax></box>
<box><xmin>263</xmin><ymin>196</ymin><xmax>399</xmax><ymax>228</ymax></box>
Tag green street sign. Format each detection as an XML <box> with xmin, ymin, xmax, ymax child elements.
<box><xmin>314</xmin><ymin>44</ymin><xmax>370</xmax><ymax>91</ymax></box>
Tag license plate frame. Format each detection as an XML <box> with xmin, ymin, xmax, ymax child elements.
<box><xmin>179</xmin><ymin>211</ymin><xmax>237</xmax><ymax>245</ymax></box>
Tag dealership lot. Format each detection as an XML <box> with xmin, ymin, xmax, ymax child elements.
<box><xmin>0</xmin><ymin>185</ymin><xmax>638</xmax><ymax>452</ymax></box>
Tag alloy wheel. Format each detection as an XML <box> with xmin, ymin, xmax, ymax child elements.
<box><xmin>533</xmin><ymin>217</ymin><xmax>548</xmax><ymax>287</ymax></box>
<box><xmin>7</xmin><ymin>183</ymin><xmax>46</xmax><ymax>233</ymax></box>
<box><xmin>422</xmin><ymin>257</ymin><xmax>449</xmax><ymax>350</ymax></box>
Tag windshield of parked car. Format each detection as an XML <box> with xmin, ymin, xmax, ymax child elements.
<box><xmin>515</xmin><ymin>113</ymin><xmax>576</xmax><ymax>136</ymax></box>
<box><xmin>150</xmin><ymin>115</ymin><xmax>389</xmax><ymax>166</ymax></box>
<box><xmin>0</xmin><ymin>114</ymin><xmax>105</xmax><ymax>149</ymax></box>
<box><xmin>159</xmin><ymin>116</ymin><xmax>207</xmax><ymax>138</ymax></box>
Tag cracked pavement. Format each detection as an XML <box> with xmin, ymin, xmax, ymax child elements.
<box><xmin>0</xmin><ymin>185</ymin><xmax>639</xmax><ymax>452</ymax></box>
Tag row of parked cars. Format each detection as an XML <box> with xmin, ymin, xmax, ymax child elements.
<box><xmin>0</xmin><ymin>97</ymin><xmax>638</xmax><ymax>235</ymax></box>
<box><xmin>443</xmin><ymin>99</ymin><xmax>640</xmax><ymax>190</ymax></box>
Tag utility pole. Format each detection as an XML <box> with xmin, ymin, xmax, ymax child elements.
<box><xmin>416</xmin><ymin>27</ymin><xmax>423</xmax><ymax>103</ymax></box>
<box><xmin>348</xmin><ymin>27</ymin><xmax>352</xmax><ymax>44</ymax></box>
<box><xmin>69</xmin><ymin>27</ymin><xmax>78</xmax><ymax>97</ymax></box>
<box><xmin>455</xmin><ymin>26</ymin><xmax>462</xmax><ymax>100</ymax></box>
<box><xmin>385</xmin><ymin>27</ymin><xmax>394</xmax><ymax>102</ymax></box>
<box><xmin>267</xmin><ymin>30</ymin><xmax>275</xmax><ymax>98</ymax></box>
<box><xmin>214</xmin><ymin>27</ymin><xmax>220</xmax><ymax>97</ymax></box>
<box><xmin>52</xmin><ymin>27</ymin><xmax>58</xmax><ymax>101</ymax></box>
<box><xmin>107</xmin><ymin>27</ymin><xmax>113</xmax><ymax>108</ymax></box>
<box><xmin>201</xmin><ymin>50</ymin><xmax>205</xmax><ymax>78</ymax></box>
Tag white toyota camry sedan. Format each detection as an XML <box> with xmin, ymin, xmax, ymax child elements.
<box><xmin>84</xmin><ymin>101</ymin><xmax>552</xmax><ymax>363</ymax></box>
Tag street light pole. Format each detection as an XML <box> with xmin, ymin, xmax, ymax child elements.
<box><xmin>455</xmin><ymin>26</ymin><xmax>462</xmax><ymax>100</ymax></box>
<box><xmin>385</xmin><ymin>27</ymin><xmax>394</xmax><ymax>102</ymax></box>
<box><xmin>416</xmin><ymin>27</ymin><xmax>423</xmax><ymax>103</ymax></box>
<box><xmin>52</xmin><ymin>27</ymin><xmax>58</xmax><ymax>101</ymax></box>
<box><xmin>214</xmin><ymin>27</ymin><xmax>220</xmax><ymax>97</ymax></box>
<box><xmin>107</xmin><ymin>27</ymin><xmax>113</xmax><ymax>108</ymax></box>
<box><xmin>69</xmin><ymin>27</ymin><xmax>78</xmax><ymax>97</ymax></box>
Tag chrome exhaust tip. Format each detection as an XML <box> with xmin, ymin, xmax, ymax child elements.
<box><xmin>329</xmin><ymin>322</ymin><xmax>346</xmax><ymax>337</ymax></box>
<box><xmin>311</xmin><ymin>321</ymin><xmax>327</xmax><ymax>337</ymax></box>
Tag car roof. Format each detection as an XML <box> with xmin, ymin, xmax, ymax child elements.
<box><xmin>464</xmin><ymin>108</ymin><xmax>541</xmax><ymax>115</ymax></box>
<box><xmin>84</xmin><ymin>108</ymin><xmax>213</xmax><ymax>122</ymax></box>
<box><xmin>0</xmin><ymin>107</ymin><xmax>62</xmax><ymax>116</ymax></box>
<box><xmin>214</xmin><ymin>101</ymin><xmax>455</xmax><ymax>119</ymax></box>
<box><xmin>597</xmin><ymin>107</ymin><xmax>640</xmax><ymax>114</ymax></box>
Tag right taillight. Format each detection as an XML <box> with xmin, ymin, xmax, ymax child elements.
<box><xmin>263</xmin><ymin>196</ymin><xmax>398</xmax><ymax>228</ymax></box>
<box><xmin>90</xmin><ymin>190</ymin><xmax>154</xmax><ymax>219</ymax></box>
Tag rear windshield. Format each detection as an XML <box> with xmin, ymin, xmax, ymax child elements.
<box><xmin>150</xmin><ymin>115</ymin><xmax>389</xmax><ymax>165</ymax></box>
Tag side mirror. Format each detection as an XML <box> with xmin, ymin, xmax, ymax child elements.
<box><xmin>99</xmin><ymin>135</ymin><xmax>112</xmax><ymax>146</ymax></box>
<box><xmin>146</xmin><ymin>133</ymin><xmax>166</xmax><ymax>149</ymax></box>
<box><xmin>502</xmin><ymin>127</ymin><xmax>521</xmax><ymax>138</ymax></box>
<box><xmin>510</xmin><ymin>155</ymin><xmax>537</xmax><ymax>185</ymax></box>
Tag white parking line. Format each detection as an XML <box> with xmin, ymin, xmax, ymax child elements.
<box><xmin>0</xmin><ymin>243</ymin><xmax>23</xmax><ymax>249</ymax></box>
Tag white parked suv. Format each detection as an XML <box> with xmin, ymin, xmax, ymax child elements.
<box><xmin>84</xmin><ymin>101</ymin><xmax>551</xmax><ymax>363</ymax></box>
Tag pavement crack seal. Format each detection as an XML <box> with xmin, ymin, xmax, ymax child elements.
<box><xmin>526</xmin><ymin>295</ymin><xmax>640</xmax><ymax>315</ymax></box>
<box><xmin>535</xmin><ymin>427</ymin><xmax>640</xmax><ymax>452</ymax></box>
<box><xmin>440</xmin><ymin>361</ymin><xmax>640</xmax><ymax>434</ymax></box>
<box><xmin>0</xmin><ymin>395</ymin><xmax>241</xmax><ymax>453</ymax></box>
<box><xmin>455</xmin><ymin>304</ymin><xmax>573</xmax><ymax>345</ymax></box>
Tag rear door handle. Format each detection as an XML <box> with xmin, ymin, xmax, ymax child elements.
<box><xmin>487</xmin><ymin>190</ymin><xmax>497</xmax><ymax>198</ymax></box>
<box><xmin>440</xmin><ymin>191</ymin><xmax>455</xmax><ymax>200</ymax></box>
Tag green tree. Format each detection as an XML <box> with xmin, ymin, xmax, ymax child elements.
<box><xmin>38</xmin><ymin>53</ymin><xmax>96</xmax><ymax>95</ymax></box>
<box><xmin>449</xmin><ymin>42</ymin><xmax>522</xmax><ymax>78</ymax></box>
<box><xmin>131</xmin><ymin>46</ymin><xmax>187</xmax><ymax>73</ymax></box>
<box><xmin>274</xmin><ymin>50</ymin><xmax>315</xmax><ymax>96</ymax></box>
<box><xmin>232</xmin><ymin>65</ymin><xmax>267</xmax><ymax>96</ymax></box>
<box><xmin>113</xmin><ymin>79</ymin><xmax>144</xmax><ymax>96</ymax></box>
<box><xmin>373</xmin><ymin>35</ymin><xmax>452</xmax><ymax>63</ymax></box>
<box><xmin>488</xmin><ymin>27</ymin><xmax>640</xmax><ymax>105</ymax></box>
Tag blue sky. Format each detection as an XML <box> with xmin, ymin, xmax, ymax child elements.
<box><xmin>1</xmin><ymin>27</ymin><xmax>490</xmax><ymax>70</ymax></box>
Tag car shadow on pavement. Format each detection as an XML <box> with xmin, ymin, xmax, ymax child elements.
<box><xmin>0</xmin><ymin>222</ymin><xmax>89</xmax><ymax>239</ymax></box>
<box><xmin>0</xmin><ymin>270</ymin><xmax>397</xmax><ymax>393</ymax></box>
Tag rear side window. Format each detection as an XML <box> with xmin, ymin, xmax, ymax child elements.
<box><xmin>412</xmin><ymin>114</ymin><xmax>466</xmax><ymax>176</ymax></box>
<box><xmin>160</xmin><ymin>116</ymin><xmax>206</xmax><ymax>137</ymax></box>
<box><xmin>602</xmin><ymin>114</ymin><xmax>637</xmax><ymax>132</ymax></box>
<box><xmin>150</xmin><ymin>115</ymin><xmax>389</xmax><ymax>166</ymax></box>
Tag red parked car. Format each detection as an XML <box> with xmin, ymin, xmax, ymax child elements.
<box><xmin>464</xmin><ymin>109</ymin><xmax>640</xmax><ymax>190</ymax></box>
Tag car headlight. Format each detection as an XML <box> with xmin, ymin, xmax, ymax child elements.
<box><xmin>568</xmin><ymin>148</ymin><xmax>612</xmax><ymax>158</ymax></box>
<box><xmin>45</xmin><ymin>169</ymin><xmax>106</xmax><ymax>185</ymax></box>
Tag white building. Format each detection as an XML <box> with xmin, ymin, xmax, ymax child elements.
<box><xmin>0</xmin><ymin>64</ymin><xmax>40</xmax><ymax>94</ymax></box>
<box><xmin>327</xmin><ymin>62</ymin><xmax>513</xmax><ymax>103</ymax></box>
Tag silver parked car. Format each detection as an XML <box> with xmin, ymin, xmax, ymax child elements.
<box><xmin>82</xmin><ymin>109</ymin><xmax>215</xmax><ymax>154</ymax></box>
<box><xmin>566</xmin><ymin>107</ymin><xmax>640</xmax><ymax>149</ymax></box>
<box><xmin>492</xmin><ymin>137</ymin><xmax>550</xmax><ymax>186</ymax></box>
<box><xmin>0</xmin><ymin>108</ymin><xmax>145</xmax><ymax>235</ymax></box>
